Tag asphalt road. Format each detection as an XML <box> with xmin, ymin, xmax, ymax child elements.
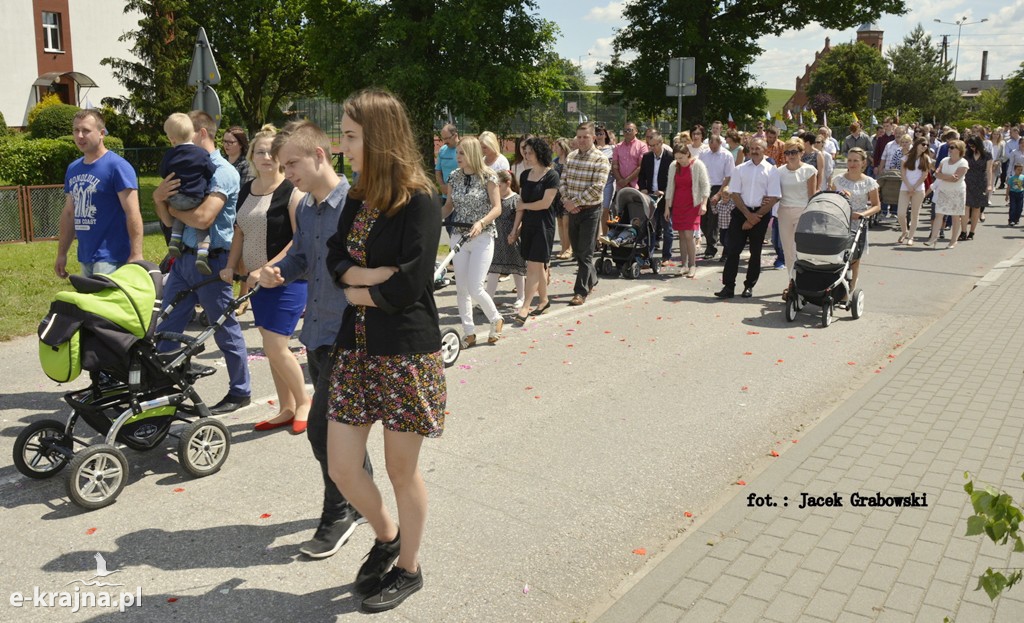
<box><xmin>0</xmin><ymin>187</ymin><xmax>1019</xmax><ymax>622</ymax></box>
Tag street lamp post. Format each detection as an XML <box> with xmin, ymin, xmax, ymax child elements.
<box><xmin>934</xmin><ymin>16</ymin><xmax>988</xmax><ymax>82</ymax></box>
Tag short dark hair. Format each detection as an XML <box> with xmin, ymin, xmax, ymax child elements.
<box><xmin>576</xmin><ymin>121</ymin><xmax>595</xmax><ymax>133</ymax></box>
<box><xmin>525</xmin><ymin>136</ymin><xmax>552</xmax><ymax>167</ymax></box>
<box><xmin>225</xmin><ymin>125</ymin><xmax>249</xmax><ymax>154</ymax></box>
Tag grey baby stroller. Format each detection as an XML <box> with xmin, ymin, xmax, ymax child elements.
<box><xmin>783</xmin><ymin>191</ymin><xmax>866</xmax><ymax>327</ymax></box>
<box><xmin>596</xmin><ymin>187</ymin><xmax>659</xmax><ymax>278</ymax></box>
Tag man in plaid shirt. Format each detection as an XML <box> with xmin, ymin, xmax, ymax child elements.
<box><xmin>560</xmin><ymin>121</ymin><xmax>611</xmax><ymax>305</ymax></box>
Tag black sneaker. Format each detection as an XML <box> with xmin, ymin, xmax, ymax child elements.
<box><xmin>354</xmin><ymin>532</ymin><xmax>401</xmax><ymax>595</ymax></box>
<box><xmin>361</xmin><ymin>566</ymin><xmax>423</xmax><ymax>613</ymax></box>
<box><xmin>299</xmin><ymin>512</ymin><xmax>366</xmax><ymax>559</ymax></box>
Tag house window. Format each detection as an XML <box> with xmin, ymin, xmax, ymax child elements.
<box><xmin>42</xmin><ymin>12</ymin><xmax>62</xmax><ymax>52</ymax></box>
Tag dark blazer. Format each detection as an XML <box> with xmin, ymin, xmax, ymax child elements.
<box><xmin>326</xmin><ymin>191</ymin><xmax>442</xmax><ymax>356</ymax></box>
<box><xmin>638</xmin><ymin>148</ymin><xmax>673</xmax><ymax>196</ymax></box>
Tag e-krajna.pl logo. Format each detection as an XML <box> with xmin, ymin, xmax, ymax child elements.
<box><xmin>7</xmin><ymin>554</ymin><xmax>141</xmax><ymax>614</ymax></box>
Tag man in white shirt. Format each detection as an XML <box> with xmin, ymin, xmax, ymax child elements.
<box><xmin>715</xmin><ymin>139</ymin><xmax>781</xmax><ymax>299</ymax></box>
<box><xmin>698</xmin><ymin>135</ymin><xmax>734</xmax><ymax>259</ymax></box>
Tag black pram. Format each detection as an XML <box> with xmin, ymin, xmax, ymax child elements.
<box><xmin>596</xmin><ymin>187</ymin><xmax>660</xmax><ymax>278</ymax></box>
<box><xmin>783</xmin><ymin>191</ymin><xmax>867</xmax><ymax>327</ymax></box>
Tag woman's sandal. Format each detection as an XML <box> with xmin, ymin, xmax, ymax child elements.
<box><xmin>511</xmin><ymin>314</ymin><xmax>530</xmax><ymax>327</ymax></box>
<box><xmin>529</xmin><ymin>301</ymin><xmax>551</xmax><ymax>316</ymax></box>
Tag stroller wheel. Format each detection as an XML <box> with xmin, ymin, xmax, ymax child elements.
<box><xmin>784</xmin><ymin>296</ymin><xmax>798</xmax><ymax>322</ymax></box>
<box><xmin>851</xmin><ymin>289</ymin><xmax>865</xmax><ymax>319</ymax></box>
<box><xmin>440</xmin><ymin>328</ymin><xmax>461</xmax><ymax>368</ymax></box>
<box><xmin>178</xmin><ymin>418</ymin><xmax>231</xmax><ymax>478</ymax></box>
<box><xmin>624</xmin><ymin>262</ymin><xmax>641</xmax><ymax>280</ymax></box>
<box><xmin>821</xmin><ymin>302</ymin><xmax>833</xmax><ymax>328</ymax></box>
<box><xmin>14</xmin><ymin>419</ymin><xmax>71</xmax><ymax>479</ymax></box>
<box><xmin>649</xmin><ymin>258</ymin><xmax>660</xmax><ymax>275</ymax></box>
<box><xmin>599</xmin><ymin>257</ymin><xmax>615</xmax><ymax>276</ymax></box>
<box><xmin>66</xmin><ymin>444</ymin><xmax>128</xmax><ymax>510</ymax></box>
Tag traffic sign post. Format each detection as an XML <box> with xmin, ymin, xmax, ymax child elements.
<box><xmin>188</xmin><ymin>27</ymin><xmax>223</xmax><ymax>125</ymax></box>
<box><xmin>667</xmin><ymin>57</ymin><xmax>696</xmax><ymax>134</ymax></box>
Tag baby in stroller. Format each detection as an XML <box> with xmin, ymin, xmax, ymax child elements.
<box><xmin>597</xmin><ymin>187</ymin><xmax>659</xmax><ymax>278</ymax></box>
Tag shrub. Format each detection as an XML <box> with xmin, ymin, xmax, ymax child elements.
<box><xmin>0</xmin><ymin>138</ymin><xmax>80</xmax><ymax>185</ymax></box>
<box><xmin>0</xmin><ymin>109</ymin><xmax>8</xmax><ymax>137</ymax></box>
<box><xmin>29</xmin><ymin>104</ymin><xmax>81</xmax><ymax>139</ymax></box>
<box><xmin>26</xmin><ymin>93</ymin><xmax>64</xmax><ymax>127</ymax></box>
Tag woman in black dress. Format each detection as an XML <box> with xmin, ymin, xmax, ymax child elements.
<box><xmin>962</xmin><ymin>135</ymin><xmax>992</xmax><ymax>240</ymax></box>
<box><xmin>508</xmin><ymin>136</ymin><xmax>559</xmax><ymax>323</ymax></box>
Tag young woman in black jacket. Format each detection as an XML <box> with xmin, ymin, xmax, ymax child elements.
<box><xmin>324</xmin><ymin>89</ymin><xmax>444</xmax><ymax>613</ymax></box>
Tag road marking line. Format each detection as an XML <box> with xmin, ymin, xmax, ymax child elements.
<box><xmin>531</xmin><ymin>284</ymin><xmax>666</xmax><ymax>322</ymax></box>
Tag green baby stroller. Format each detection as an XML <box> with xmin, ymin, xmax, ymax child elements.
<box><xmin>14</xmin><ymin>260</ymin><xmax>253</xmax><ymax>510</ymax></box>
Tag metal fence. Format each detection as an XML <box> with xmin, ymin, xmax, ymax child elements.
<box><xmin>122</xmin><ymin>147</ymin><xmax>170</xmax><ymax>175</ymax></box>
<box><xmin>0</xmin><ymin>187</ymin><xmax>25</xmax><ymax>243</ymax></box>
<box><xmin>291</xmin><ymin>91</ymin><xmax>645</xmax><ymax>144</ymax></box>
<box><xmin>0</xmin><ymin>185</ymin><xmax>64</xmax><ymax>243</ymax></box>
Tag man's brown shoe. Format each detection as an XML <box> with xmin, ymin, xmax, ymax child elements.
<box><xmin>569</xmin><ymin>294</ymin><xmax>586</xmax><ymax>306</ymax></box>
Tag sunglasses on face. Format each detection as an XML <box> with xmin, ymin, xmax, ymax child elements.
<box><xmin>784</xmin><ymin>150</ymin><xmax>801</xmax><ymax>156</ymax></box>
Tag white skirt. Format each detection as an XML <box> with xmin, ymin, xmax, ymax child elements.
<box><xmin>934</xmin><ymin>184</ymin><xmax>966</xmax><ymax>216</ymax></box>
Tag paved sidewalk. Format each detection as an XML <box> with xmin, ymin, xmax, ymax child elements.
<box><xmin>595</xmin><ymin>251</ymin><xmax>1024</xmax><ymax>622</ymax></box>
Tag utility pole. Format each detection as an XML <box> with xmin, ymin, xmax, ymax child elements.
<box><xmin>940</xmin><ymin>35</ymin><xmax>948</xmax><ymax>68</ymax></box>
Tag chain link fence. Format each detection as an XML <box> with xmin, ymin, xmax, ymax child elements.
<box><xmin>25</xmin><ymin>185</ymin><xmax>64</xmax><ymax>240</ymax></box>
<box><xmin>0</xmin><ymin>187</ymin><xmax>25</xmax><ymax>243</ymax></box>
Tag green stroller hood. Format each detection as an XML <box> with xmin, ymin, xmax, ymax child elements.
<box><xmin>58</xmin><ymin>262</ymin><xmax>163</xmax><ymax>338</ymax></box>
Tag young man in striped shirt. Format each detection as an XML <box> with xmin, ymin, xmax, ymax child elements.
<box><xmin>560</xmin><ymin>122</ymin><xmax>611</xmax><ymax>305</ymax></box>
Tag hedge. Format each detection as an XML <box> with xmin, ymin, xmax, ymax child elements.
<box><xmin>29</xmin><ymin>104</ymin><xmax>81</xmax><ymax>139</ymax></box>
<box><xmin>0</xmin><ymin>110</ymin><xmax>8</xmax><ymax>137</ymax></box>
<box><xmin>0</xmin><ymin>135</ymin><xmax>129</xmax><ymax>185</ymax></box>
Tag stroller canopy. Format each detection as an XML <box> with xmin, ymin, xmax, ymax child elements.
<box><xmin>795</xmin><ymin>191</ymin><xmax>853</xmax><ymax>259</ymax></box>
<box><xmin>612</xmin><ymin>188</ymin><xmax>654</xmax><ymax>224</ymax></box>
<box><xmin>59</xmin><ymin>261</ymin><xmax>163</xmax><ymax>338</ymax></box>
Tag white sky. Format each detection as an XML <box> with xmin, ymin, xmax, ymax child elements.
<box><xmin>536</xmin><ymin>0</ymin><xmax>1023</xmax><ymax>89</ymax></box>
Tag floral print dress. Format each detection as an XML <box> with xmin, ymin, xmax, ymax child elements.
<box><xmin>327</xmin><ymin>203</ymin><xmax>447</xmax><ymax>437</ymax></box>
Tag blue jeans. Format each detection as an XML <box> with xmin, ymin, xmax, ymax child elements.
<box><xmin>306</xmin><ymin>345</ymin><xmax>372</xmax><ymax>521</ymax></box>
<box><xmin>81</xmin><ymin>261</ymin><xmax>121</xmax><ymax>277</ymax></box>
<box><xmin>1010</xmin><ymin>193</ymin><xmax>1024</xmax><ymax>224</ymax></box>
<box><xmin>649</xmin><ymin>197</ymin><xmax>674</xmax><ymax>260</ymax></box>
<box><xmin>157</xmin><ymin>252</ymin><xmax>251</xmax><ymax>397</ymax></box>
<box><xmin>771</xmin><ymin>217</ymin><xmax>784</xmax><ymax>267</ymax></box>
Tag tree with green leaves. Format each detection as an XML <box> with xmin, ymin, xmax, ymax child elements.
<box><xmin>596</xmin><ymin>0</ymin><xmax>907</xmax><ymax>128</ymax></box>
<box><xmin>103</xmin><ymin>0</ymin><xmax>313</xmax><ymax>139</ymax></box>
<box><xmin>101</xmin><ymin>0</ymin><xmax>197</xmax><ymax>145</ymax></box>
<box><xmin>1005</xmin><ymin>63</ymin><xmax>1024</xmax><ymax>122</ymax></box>
<box><xmin>884</xmin><ymin>24</ymin><xmax>962</xmax><ymax>124</ymax></box>
<box><xmin>807</xmin><ymin>42</ymin><xmax>892</xmax><ymax>112</ymax></box>
<box><xmin>303</xmin><ymin>0</ymin><xmax>560</xmax><ymax>165</ymax></box>
<box><xmin>184</xmin><ymin>0</ymin><xmax>312</xmax><ymax>133</ymax></box>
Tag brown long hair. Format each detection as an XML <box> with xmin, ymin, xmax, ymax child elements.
<box><xmin>905</xmin><ymin>137</ymin><xmax>931</xmax><ymax>172</ymax></box>
<box><xmin>343</xmin><ymin>89</ymin><xmax>435</xmax><ymax>217</ymax></box>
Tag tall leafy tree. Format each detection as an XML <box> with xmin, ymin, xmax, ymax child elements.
<box><xmin>103</xmin><ymin>0</ymin><xmax>313</xmax><ymax>137</ymax></box>
<box><xmin>1005</xmin><ymin>63</ymin><xmax>1024</xmax><ymax>122</ymax></box>
<box><xmin>885</xmin><ymin>24</ymin><xmax>962</xmax><ymax>123</ymax></box>
<box><xmin>597</xmin><ymin>0</ymin><xmax>907</xmax><ymax>127</ymax></box>
<box><xmin>303</xmin><ymin>0</ymin><xmax>559</xmax><ymax>165</ymax></box>
<box><xmin>187</xmin><ymin>0</ymin><xmax>312</xmax><ymax>133</ymax></box>
<box><xmin>806</xmin><ymin>42</ymin><xmax>892</xmax><ymax>111</ymax></box>
<box><xmin>101</xmin><ymin>0</ymin><xmax>197</xmax><ymax>144</ymax></box>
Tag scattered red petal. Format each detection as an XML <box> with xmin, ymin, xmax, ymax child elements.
<box><xmin>259</xmin><ymin>513</ymin><xmax>272</xmax><ymax>519</ymax></box>
<box><xmin>744</xmin><ymin>351</ymin><xmax>753</xmax><ymax>355</ymax></box>
<box><xmin>566</xmin><ymin>344</ymin><xmax>574</xmax><ymax>348</ymax></box>
<box><xmin>520</xmin><ymin>351</ymin><xmax>528</xmax><ymax>354</ymax></box>
<box><xmin>847</xmin><ymin>361</ymin><xmax>857</xmax><ymax>365</ymax></box>
<box><xmin>525</xmin><ymin>386</ymin><xmax>533</xmax><ymax>390</ymax></box>
<box><xmin>777</xmin><ymin>359</ymin><xmax>784</xmax><ymax>363</ymax></box>
<box><xmin>173</xmin><ymin>487</ymin><xmax>185</xmax><ymax>493</ymax></box>
<box><xmin>268</xmin><ymin>399</ymin><xmax>275</xmax><ymax>405</ymax></box>
<box><xmin>746</xmin><ymin>331</ymin><xmax>760</xmax><ymax>335</ymax></box>
<box><xmin>787</xmin><ymin>335</ymin><xmax>795</xmax><ymax>339</ymax></box>
<box><xmin>740</xmin><ymin>386</ymin><xmax>749</xmax><ymax>391</ymax></box>
<box><xmin>604</xmin><ymin>331</ymin><xmax>612</xmax><ymax>334</ymax></box>
<box><xmin>444</xmin><ymin>410</ymin><xmax>451</xmax><ymax>415</ymax></box>
<box><xmin>684</xmin><ymin>511</ymin><xmax>693</xmax><ymax>518</ymax></box>
<box><xmin>535</xmin><ymin>396</ymin><xmax>541</xmax><ymax>399</ymax></box>
<box><xmin>576</xmin><ymin>320</ymin><xmax>581</xmax><ymax>325</ymax></box>
<box><xmin>802</xmin><ymin>333</ymin><xmax>809</xmax><ymax>337</ymax></box>
<box><xmin>167</xmin><ymin>598</ymin><xmax>178</xmax><ymax>603</ymax></box>
<box><xmin>792</xmin><ymin>439</ymin><xmax>798</xmax><ymax>443</ymax></box>
<box><xmin>632</xmin><ymin>548</ymin><xmax>647</xmax><ymax>555</ymax></box>
<box><xmin>770</xmin><ymin>450</ymin><xmax>779</xmax><ymax>457</ymax></box>
<box><xmin>736</xmin><ymin>480</ymin><xmax>747</xmax><ymax>486</ymax></box>
<box><xmin>656</xmin><ymin>316</ymin><xmax>663</xmax><ymax>320</ymax></box>
<box><xmin>85</xmin><ymin>528</ymin><xmax>97</xmax><ymax>535</ymax></box>
<box><xmin>887</xmin><ymin>354</ymin><xmax>896</xmax><ymax>359</ymax></box>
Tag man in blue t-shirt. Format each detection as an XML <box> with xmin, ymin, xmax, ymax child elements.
<box><xmin>56</xmin><ymin>110</ymin><xmax>143</xmax><ymax>278</ymax></box>
<box><xmin>153</xmin><ymin>110</ymin><xmax>251</xmax><ymax>415</ymax></box>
